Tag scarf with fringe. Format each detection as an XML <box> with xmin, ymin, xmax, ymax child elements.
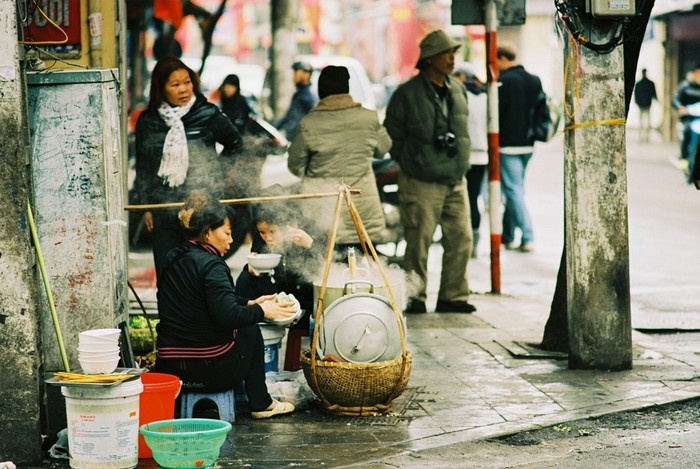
<box><xmin>157</xmin><ymin>95</ymin><xmax>196</xmax><ymax>187</ymax></box>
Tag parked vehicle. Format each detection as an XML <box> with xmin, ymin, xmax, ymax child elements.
<box><xmin>179</xmin><ymin>56</ymin><xmax>266</xmax><ymax>98</ymax></box>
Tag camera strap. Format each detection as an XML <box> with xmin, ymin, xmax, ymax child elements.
<box><xmin>431</xmin><ymin>83</ymin><xmax>453</xmax><ymax>137</ymax></box>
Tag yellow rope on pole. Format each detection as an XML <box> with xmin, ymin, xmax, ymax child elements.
<box><xmin>563</xmin><ymin>117</ymin><xmax>626</xmax><ymax>132</ymax></box>
<box><xmin>27</xmin><ymin>199</ymin><xmax>70</xmax><ymax>372</ymax></box>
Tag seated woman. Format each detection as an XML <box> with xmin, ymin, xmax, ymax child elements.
<box><xmin>235</xmin><ymin>198</ymin><xmax>324</xmax><ymax>331</ymax></box>
<box><xmin>154</xmin><ymin>191</ymin><xmax>297</xmax><ymax>419</ymax></box>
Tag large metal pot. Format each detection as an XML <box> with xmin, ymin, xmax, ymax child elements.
<box><xmin>316</xmin><ymin>291</ymin><xmax>406</xmax><ymax>363</ymax></box>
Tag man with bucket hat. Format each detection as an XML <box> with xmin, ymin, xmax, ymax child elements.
<box><xmin>274</xmin><ymin>61</ymin><xmax>318</xmax><ymax>141</ymax></box>
<box><xmin>384</xmin><ymin>29</ymin><xmax>476</xmax><ymax>314</ymax></box>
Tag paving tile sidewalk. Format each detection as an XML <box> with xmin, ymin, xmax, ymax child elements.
<box><xmin>129</xmin><ymin>243</ymin><xmax>700</xmax><ymax>469</ymax></box>
<box><xmin>199</xmin><ymin>295</ymin><xmax>700</xmax><ymax>468</ymax></box>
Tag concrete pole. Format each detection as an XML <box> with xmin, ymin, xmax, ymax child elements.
<box><xmin>563</xmin><ymin>38</ymin><xmax>632</xmax><ymax>370</ymax></box>
<box><xmin>0</xmin><ymin>0</ymin><xmax>45</xmax><ymax>463</ymax></box>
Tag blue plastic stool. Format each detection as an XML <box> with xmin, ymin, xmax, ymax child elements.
<box><xmin>180</xmin><ymin>389</ymin><xmax>236</xmax><ymax>423</ymax></box>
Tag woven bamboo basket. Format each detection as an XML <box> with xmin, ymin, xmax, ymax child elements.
<box><xmin>303</xmin><ymin>187</ymin><xmax>411</xmax><ymax>416</ymax></box>
<box><xmin>301</xmin><ymin>350</ymin><xmax>412</xmax><ymax>415</ymax></box>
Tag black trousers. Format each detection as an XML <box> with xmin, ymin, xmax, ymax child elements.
<box><xmin>154</xmin><ymin>325</ymin><xmax>273</xmax><ymax>412</ymax></box>
<box><xmin>466</xmin><ymin>164</ymin><xmax>487</xmax><ymax>230</ymax></box>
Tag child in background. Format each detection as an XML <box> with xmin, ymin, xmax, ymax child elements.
<box><xmin>235</xmin><ymin>197</ymin><xmax>323</xmax><ymax>332</ymax></box>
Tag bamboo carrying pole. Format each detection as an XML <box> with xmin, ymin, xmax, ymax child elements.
<box><xmin>123</xmin><ymin>190</ymin><xmax>361</xmax><ymax>211</ymax></box>
<box><xmin>27</xmin><ymin>200</ymin><xmax>71</xmax><ymax>372</ymax></box>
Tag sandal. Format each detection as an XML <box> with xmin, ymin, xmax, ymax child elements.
<box><xmin>251</xmin><ymin>399</ymin><xmax>295</xmax><ymax>419</ymax></box>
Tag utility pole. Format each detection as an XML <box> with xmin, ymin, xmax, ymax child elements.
<box><xmin>270</xmin><ymin>0</ymin><xmax>300</xmax><ymax>119</ymax></box>
<box><xmin>0</xmin><ymin>0</ymin><xmax>44</xmax><ymax>462</ymax></box>
<box><xmin>484</xmin><ymin>0</ymin><xmax>502</xmax><ymax>294</ymax></box>
<box><xmin>562</xmin><ymin>36</ymin><xmax>632</xmax><ymax>370</ymax></box>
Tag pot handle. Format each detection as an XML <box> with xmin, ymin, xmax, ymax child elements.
<box><xmin>343</xmin><ymin>280</ymin><xmax>374</xmax><ymax>295</ymax></box>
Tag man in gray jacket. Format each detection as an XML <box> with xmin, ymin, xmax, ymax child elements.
<box><xmin>384</xmin><ymin>29</ymin><xmax>475</xmax><ymax>314</ymax></box>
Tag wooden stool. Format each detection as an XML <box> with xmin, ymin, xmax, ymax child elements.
<box><xmin>283</xmin><ymin>328</ymin><xmax>309</xmax><ymax>371</ymax></box>
<box><xmin>180</xmin><ymin>389</ymin><xmax>235</xmax><ymax>423</ymax></box>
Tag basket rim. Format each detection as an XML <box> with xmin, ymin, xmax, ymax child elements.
<box><xmin>301</xmin><ymin>349</ymin><xmax>412</xmax><ymax>369</ymax></box>
<box><xmin>139</xmin><ymin>418</ymin><xmax>232</xmax><ymax>437</ymax></box>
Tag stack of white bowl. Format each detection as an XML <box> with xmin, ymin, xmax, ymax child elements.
<box><xmin>78</xmin><ymin>328</ymin><xmax>121</xmax><ymax>374</ymax></box>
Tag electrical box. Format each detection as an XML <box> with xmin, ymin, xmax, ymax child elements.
<box><xmin>587</xmin><ymin>0</ymin><xmax>636</xmax><ymax>17</ymax></box>
<box><xmin>26</xmin><ymin>69</ymin><xmax>128</xmax><ymax>371</ymax></box>
<box><xmin>22</xmin><ymin>0</ymin><xmax>82</xmax><ymax>57</ymax></box>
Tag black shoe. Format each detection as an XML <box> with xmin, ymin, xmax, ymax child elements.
<box><xmin>435</xmin><ymin>300</ymin><xmax>476</xmax><ymax>313</ymax></box>
<box><xmin>404</xmin><ymin>299</ymin><xmax>427</xmax><ymax>314</ymax></box>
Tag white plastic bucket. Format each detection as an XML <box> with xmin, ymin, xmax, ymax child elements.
<box><xmin>259</xmin><ymin>324</ymin><xmax>285</xmax><ymax>373</ymax></box>
<box><xmin>61</xmin><ymin>378</ymin><xmax>143</xmax><ymax>469</ymax></box>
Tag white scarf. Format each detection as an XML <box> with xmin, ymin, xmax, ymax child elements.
<box><xmin>157</xmin><ymin>95</ymin><xmax>196</xmax><ymax>188</ymax></box>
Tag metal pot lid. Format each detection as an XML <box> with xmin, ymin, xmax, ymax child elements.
<box><xmin>318</xmin><ymin>292</ymin><xmax>403</xmax><ymax>363</ymax></box>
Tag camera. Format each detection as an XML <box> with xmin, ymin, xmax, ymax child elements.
<box><xmin>435</xmin><ymin>132</ymin><xmax>456</xmax><ymax>150</ymax></box>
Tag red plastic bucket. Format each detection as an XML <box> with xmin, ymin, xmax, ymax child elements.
<box><xmin>138</xmin><ymin>372</ymin><xmax>182</xmax><ymax>458</ymax></box>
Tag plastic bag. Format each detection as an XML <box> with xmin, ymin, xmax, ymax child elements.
<box><xmin>48</xmin><ymin>428</ymin><xmax>69</xmax><ymax>460</ymax></box>
<box><xmin>266</xmin><ymin>370</ymin><xmax>317</xmax><ymax>410</ymax></box>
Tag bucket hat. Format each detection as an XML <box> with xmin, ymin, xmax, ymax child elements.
<box><xmin>418</xmin><ymin>30</ymin><xmax>461</xmax><ymax>61</ymax></box>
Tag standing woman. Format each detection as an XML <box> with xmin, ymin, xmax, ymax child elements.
<box><xmin>133</xmin><ymin>57</ymin><xmax>243</xmax><ymax>276</ymax></box>
<box><xmin>287</xmin><ymin>65</ymin><xmax>391</xmax><ymax>253</ymax></box>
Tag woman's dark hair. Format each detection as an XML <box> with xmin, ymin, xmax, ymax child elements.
<box><xmin>251</xmin><ymin>201</ymin><xmax>296</xmax><ymax>228</ymax></box>
<box><xmin>148</xmin><ymin>57</ymin><xmax>201</xmax><ymax>111</ymax></box>
<box><xmin>219</xmin><ymin>74</ymin><xmax>241</xmax><ymax>96</ymax></box>
<box><xmin>250</xmin><ymin>185</ymin><xmax>298</xmax><ymax>227</ymax></box>
<box><xmin>178</xmin><ymin>192</ymin><xmax>235</xmax><ymax>240</ymax></box>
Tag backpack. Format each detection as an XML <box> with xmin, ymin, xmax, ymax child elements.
<box><xmin>529</xmin><ymin>90</ymin><xmax>562</xmax><ymax>142</ymax></box>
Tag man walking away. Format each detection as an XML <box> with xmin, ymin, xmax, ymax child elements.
<box><xmin>496</xmin><ymin>45</ymin><xmax>543</xmax><ymax>253</ymax></box>
<box><xmin>274</xmin><ymin>61</ymin><xmax>318</xmax><ymax>141</ymax></box>
<box><xmin>384</xmin><ymin>30</ymin><xmax>475</xmax><ymax>314</ymax></box>
<box><xmin>634</xmin><ymin>68</ymin><xmax>657</xmax><ymax>143</ymax></box>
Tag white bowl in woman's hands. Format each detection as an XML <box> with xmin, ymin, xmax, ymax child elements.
<box><xmin>247</xmin><ymin>253</ymin><xmax>281</xmax><ymax>272</ymax></box>
<box><xmin>270</xmin><ymin>292</ymin><xmax>303</xmax><ymax>327</ymax></box>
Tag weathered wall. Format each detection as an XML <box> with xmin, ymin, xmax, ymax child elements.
<box><xmin>564</xmin><ymin>40</ymin><xmax>633</xmax><ymax>370</ymax></box>
<box><xmin>0</xmin><ymin>0</ymin><xmax>45</xmax><ymax>463</ymax></box>
<box><xmin>26</xmin><ymin>70</ymin><xmax>128</xmax><ymax>373</ymax></box>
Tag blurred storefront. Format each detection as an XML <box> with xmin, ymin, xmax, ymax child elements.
<box><xmin>652</xmin><ymin>1</ymin><xmax>700</xmax><ymax>142</ymax></box>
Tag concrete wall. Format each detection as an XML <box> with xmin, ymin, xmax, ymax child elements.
<box><xmin>0</xmin><ymin>0</ymin><xmax>45</xmax><ymax>463</ymax></box>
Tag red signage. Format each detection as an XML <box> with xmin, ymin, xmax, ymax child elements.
<box><xmin>23</xmin><ymin>0</ymin><xmax>82</xmax><ymax>53</ymax></box>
